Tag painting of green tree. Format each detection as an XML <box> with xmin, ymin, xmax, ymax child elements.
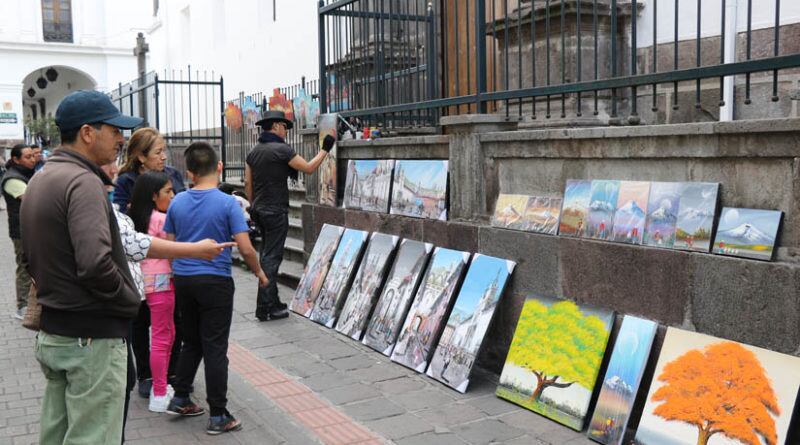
<box><xmin>497</xmin><ymin>296</ymin><xmax>614</xmax><ymax>430</ymax></box>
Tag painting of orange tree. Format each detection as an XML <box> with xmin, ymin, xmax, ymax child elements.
<box><xmin>634</xmin><ymin>327</ymin><xmax>800</xmax><ymax>445</ymax></box>
<box><xmin>496</xmin><ymin>296</ymin><xmax>614</xmax><ymax>430</ymax></box>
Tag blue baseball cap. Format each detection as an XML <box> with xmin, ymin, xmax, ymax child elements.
<box><xmin>55</xmin><ymin>90</ymin><xmax>144</xmax><ymax>131</ymax></box>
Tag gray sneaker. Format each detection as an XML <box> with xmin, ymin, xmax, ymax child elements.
<box><xmin>13</xmin><ymin>307</ymin><xmax>26</xmax><ymax>320</ymax></box>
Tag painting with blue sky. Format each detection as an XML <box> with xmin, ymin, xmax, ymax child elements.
<box><xmin>588</xmin><ymin>316</ymin><xmax>658</xmax><ymax>445</ymax></box>
<box><xmin>559</xmin><ymin>180</ymin><xmax>592</xmax><ymax>237</ymax></box>
<box><xmin>309</xmin><ymin>228</ymin><xmax>368</xmax><ymax>327</ymax></box>
<box><xmin>643</xmin><ymin>182</ymin><xmax>683</xmax><ymax>249</ymax></box>
<box><xmin>344</xmin><ymin>160</ymin><xmax>394</xmax><ymax>213</ymax></box>
<box><xmin>611</xmin><ymin>181</ymin><xmax>650</xmax><ymax>245</ymax></box>
<box><xmin>712</xmin><ymin>207</ymin><xmax>782</xmax><ymax>261</ymax></box>
<box><xmin>586</xmin><ymin>180</ymin><xmax>621</xmax><ymax>240</ymax></box>
<box><xmin>674</xmin><ymin>183</ymin><xmax>719</xmax><ymax>252</ymax></box>
<box><xmin>391</xmin><ymin>160</ymin><xmax>448</xmax><ymax>220</ymax></box>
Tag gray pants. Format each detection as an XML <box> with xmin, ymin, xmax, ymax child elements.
<box><xmin>12</xmin><ymin>238</ymin><xmax>31</xmax><ymax>310</ymax></box>
<box><xmin>254</xmin><ymin>211</ymin><xmax>288</xmax><ymax>316</ymax></box>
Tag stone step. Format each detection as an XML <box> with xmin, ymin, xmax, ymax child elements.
<box><xmin>288</xmin><ymin>200</ymin><xmax>303</xmax><ymax>219</ymax></box>
<box><xmin>288</xmin><ymin>186</ymin><xmax>307</xmax><ymax>202</ymax></box>
<box><xmin>278</xmin><ymin>258</ymin><xmax>304</xmax><ymax>289</ymax></box>
<box><xmin>288</xmin><ymin>216</ymin><xmax>303</xmax><ymax>239</ymax></box>
<box><xmin>283</xmin><ymin>236</ymin><xmax>306</xmax><ymax>263</ymax></box>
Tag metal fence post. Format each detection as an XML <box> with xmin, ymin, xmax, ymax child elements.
<box><xmin>220</xmin><ymin>76</ymin><xmax>226</xmax><ymax>182</ymax></box>
<box><xmin>318</xmin><ymin>0</ymin><xmax>328</xmax><ymax>114</ymax></box>
<box><xmin>475</xmin><ymin>0</ymin><xmax>487</xmax><ymax>113</ymax></box>
<box><xmin>154</xmin><ymin>73</ymin><xmax>161</xmax><ymax>130</ymax></box>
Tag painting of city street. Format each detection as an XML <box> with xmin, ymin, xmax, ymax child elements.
<box><xmin>390</xmin><ymin>160</ymin><xmax>448</xmax><ymax>220</ymax></box>
<box><xmin>634</xmin><ymin>327</ymin><xmax>800</xmax><ymax>445</ymax></box>
<box><xmin>309</xmin><ymin>229</ymin><xmax>368</xmax><ymax>327</ymax></box>
<box><xmin>588</xmin><ymin>316</ymin><xmax>657</xmax><ymax>445</ymax></box>
<box><xmin>611</xmin><ymin>181</ymin><xmax>650</xmax><ymax>245</ymax></box>
<box><xmin>363</xmin><ymin>240</ymin><xmax>433</xmax><ymax>355</ymax></box>
<box><xmin>343</xmin><ymin>160</ymin><xmax>395</xmax><ymax>213</ymax></box>
<box><xmin>586</xmin><ymin>180</ymin><xmax>621</xmax><ymax>240</ymax></box>
<box><xmin>559</xmin><ymin>180</ymin><xmax>592</xmax><ymax>237</ymax></box>
<box><xmin>643</xmin><ymin>182</ymin><xmax>683</xmax><ymax>248</ymax></box>
<box><xmin>525</xmin><ymin>196</ymin><xmax>562</xmax><ymax>235</ymax></box>
<box><xmin>318</xmin><ymin>113</ymin><xmax>338</xmax><ymax>206</ymax></box>
<box><xmin>391</xmin><ymin>247</ymin><xmax>469</xmax><ymax>372</ymax></box>
<box><xmin>426</xmin><ymin>254</ymin><xmax>515</xmax><ymax>393</ymax></box>
<box><xmin>673</xmin><ymin>182</ymin><xmax>719</xmax><ymax>252</ymax></box>
<box><xmin>497</xmin><ymin>295</ymin><xmax>614</xmax><ymax>431</ymax></box>
<box><xmin>712</xmin><ymin>207</ymin><xmax>782</xmax><ymax>261</ymax></box>
<box><xmin>491</xmin><ymin>194</ymin><xmax>533</xmax><ymax>231</ymax></box>
<box><xmin>290</xmin><ymin>224</ymin><xmax>344</xmax><ymax>317</ymax></box>
<box><xmin>335</xmin><ymin>233</ymin><xmax>400</xmax><ymax>340</ymax></box>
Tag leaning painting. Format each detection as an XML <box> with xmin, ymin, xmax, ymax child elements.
<box><xmin>318</xmin><ymin>113</ymin><xmax>338</xmax><ymax>206</ymax></box>
<box><xmin>309</xmin><ymin>228</ymin><xmax>368</xmax><ymax>327</ymax></box>
<box><xmin>289</xmin><ymin>224</ymin><xmax>344</xmax><ymax>317</ymax></box>
<box><xmin>712</xmin><ymin>207</ymin><xmax>782</xmax><ymax>261</ymax></box>
<box><xmin>559</xmin><ymin>180</ymin><xmax>592</xmax><ymax>237</ymax></box>
<box><xmin>390</xmin><ymin>160</ymin><xmax>448</xmax><ymax>220</ymax></box>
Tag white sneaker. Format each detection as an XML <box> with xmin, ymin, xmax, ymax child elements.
<box><xmin>13</xmin><ymin>307</ymin><xmax>26</xmax><ymax>320</ymax></box>
<box><xmin>149</xmin><ymin>385</ymin><xmax>175</xmax><ymax>413</ymax></box>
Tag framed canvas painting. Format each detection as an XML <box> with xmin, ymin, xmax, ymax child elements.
<box><xmin>335</xmin><ymin>233</ymin><xmax>400</xmax><ymax>340</ymax></box>
<box><xmin>496</xmin><ymin>295</ymin><xmax>615</xmax><ymax>431</ymax></box>
<box><xmin>318</xmin><ymin>113</ymin><xmax>338</xmax><ymax>207</ymax></box>
<box><xmin>491</xmin><ymin>194</ymin><xmax>532</xmax><ymax>231</ymax></box>
<box><xmin>559</xmin><ymin>179</ymin><xmax>592</xmax><ymax>237</ymax></box>
<box><xmin>343</xmin><ymin>160</ymin><xmax>395</xmax><ymax>213</ymax></box>
<box><xmin>268</xmin><ymin>88</ymin><xmax>294</xmax><ymax>121</ymax></box>
<box><xmin>363</xmin><ymin>240</ymin><xmax>433</xmax><ymax>356</ymax></box>
<box><xmin>526</xmin><ymin>196</ymin><xmax>562</xmax><ymax>235</ymax></box>
<box><xmin>611</xmin><ymin>181</ymin><xmax>650</xmax><ymax>245</ymax></box>
<box><xmin>309</xmin><ymin>229</ymin><xmax>368</xmax><ymax>327</ymax></box>
<box><xmin>390</xmin><ymin>160</ymin><xmax>448</xmax><ymax>221</ymax></box>
<box><xmin>426</xmin><ymin>254</ymin><xmax>515</xmax><ymax>393</ymax></box>
<box><xmin>712</xmin><ymin>207</ymin><xmax>782</xmax><ymax>261</ymax></box>
<box><xmin>289</xmin><ymin>224</ymin><xmax>345</xmax><ymax>317</ymax></box>
<box><xmin>643</xmin><ymin>182</ymin><xmax>683</xmax><ymax>249</ymax></box>
<box><xmin>391</xmin><ymin>247</ymin><xmax>469</xmax><ymax>372</ymax></box>
<box><xmin>674</xmin><ymin>183</ymin><xmax>719</xmax><ymax>252</ymax></box>
<box><xmin>634</xmin><ymin>327</ymin><xmax>800</xmax><ymax>445</ymax></box>
<box><xmin>586</xmin><ymin>180</ymin><xmax>620</xmax><ymax>240</ymax></box>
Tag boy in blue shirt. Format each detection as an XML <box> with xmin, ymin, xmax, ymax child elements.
<box><xmin>164</xmin><ymin>141</ymin><xmax>268</xmax><ymax>435</ymax></box>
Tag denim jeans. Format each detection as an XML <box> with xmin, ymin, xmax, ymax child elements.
<box><xmin>254</xmin><ymin>211</ymin><xmax>288</xmax><ymax>316</ymax></box>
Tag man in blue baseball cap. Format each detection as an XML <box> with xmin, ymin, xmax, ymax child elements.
<box><xmin>21</xmin><ymin>90</ymin><xmax>144</xmax><ymax>444</ymax></box>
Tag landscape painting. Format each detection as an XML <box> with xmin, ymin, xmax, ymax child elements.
<box><xmin>292</xmin><ymin>87</ymin><xmax>319</xmax><ymax>130</ymax></box>
<box><xmin>363</xmin><ymin>240</ymin><xmax>433</xmax><ymax>355</ymax></box>
<box><xmin>674</xmin><ymin>183</ymin><xmax>719</xmax><ymax>252</ymax></box>
<box><xmin>526</xmin><ymin>197</ymin><xmax>562</xmax><ymax>235</ymax></box>
<box><xmin>634</xmin><ymin>327</ymin><xmax>800</xmax><ymax>445</ymax></box>
<box><xmin>390</xmin><ymin>160</ymin><xmax>448</xmax><ymax>220</ymax></box>
<box><xmin>426</xmin><ymin>254</ymin><xmax>515</xmax><ymax>393</ymax></box>
<box><xmin>290</xmin><ymin>224</ymin><xmax>345</xmax><ymax>317</ymax></box>
<box><xmin>586</xmin><ymin>180</ymin><xmax>621</xmax><ymax>240</ymax></box>
<box><xmin>335</xmin><ymin>233</ymin><xmax>400</xmax><ymax>340</ymax></box>
<box><xmin>309</xmin><ymin>229</ymin><xmax>368</xmax><ymax>327</ymax></box>
<box><xmin>712</xmin><ymin>207</ymin><xmax>782</xmax><ymax>261</ymax></box>
<box><xmin>391</xmin><ymin>247</ymin><xmax>469</xmax><ymax>372</ymax></box>
<box><xmin>588</xmin><ymin>316</ymin><xmax>658</xmax><ymax>445</ymax></box>
<box><xmin>611</xmin><ymin>181</ymin><xmax>650</xmax><ymax>244</ymax></box>
<box><xmin>496</xmin><ymin>295</ymin><xmax>614</xmax><ymax>431</ymax></box>
<box><xmin>643</xmin><ymin>182</ymin><xmax>683</xmax><ymax>248</ymax></box>
<box><xmin>343</xmin><ymin>160</ymin><xmax>395</xmax><ymax>213</ymax></box>
<box><xmin>491</xmin><ymin>194</ymin><xmax>533</xmax><ymax>231</ymax></box>
<box><xmin>559</xmin><ymin>180</ymin><xmax>592</xmax><ymax>237</ymax></box>
<box><xmin>318</xmin><ymin>113</ymin><xmax>338</xmax><ymax>206</ymax></box>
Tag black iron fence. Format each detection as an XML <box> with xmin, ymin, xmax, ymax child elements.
<box><xmin>319</xmin><ymin>0</ymin><xmax>799</xmax><ymax>127</ymax></box>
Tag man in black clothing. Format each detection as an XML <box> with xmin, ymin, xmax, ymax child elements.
<box><xmin>245</xmin><ymin>110</ymin><xmax>334</xmax><ymax>321</ymax></box>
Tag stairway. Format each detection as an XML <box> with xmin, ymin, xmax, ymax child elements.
<box><xmin>276</xmin><ymin>185</ymin><xmax>307</xmax><ymax>290</ymax></box>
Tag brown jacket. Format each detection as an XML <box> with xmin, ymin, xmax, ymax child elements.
<box><xmin>21</xmin><ymin>148</ymin><xmax>140</xmax><ymax>338</ymax></box>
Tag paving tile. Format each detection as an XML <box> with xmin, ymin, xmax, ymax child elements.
<box><xmin>373</xmin><ymin>376</ymin><xmax>427</xmax><ymax>395</ymax></box>
<box><xmin>392</xmin><ymin>388</ymin><xmax>457</xmax><ymax>412</ymax></box>
<box><xmin>293</xmin><ymin>406</ymin><xmax>351</xmax><ymax>429</ymax></box>
<box><xmin>415</xmin><ymin>402</ymin><xmax>485</xmax><ymax>427</ymax></box>
<box><xmin>364</xmin><ymin>413</ymin><xmax>433</xmax><ymax>440</ymax></box>
<box><xmin>320</xmin><ymin>383</ymin><xmax>382</xmax><ymax>405</ymax></box>
<box><xmin>464</xmin><ymin>394</ymin><xmax>520</xmax><ymax>416</ymax></box>
<box><xmin>329</xmin><ymin>354</ymin><xmax>382</xmax><ymax>371</ymax></box>
<box><xmin>451</xmin><ymin>419</ymin><xmax>526</xmax><ymax>444</ymax></box>
<box><xmin>396</xmin><ymin>431</ymin><xmax>468</xmax><ymax>445</ymax></box>
<box><xmin>274</xmin><ymin>393</ymin><xmax>330</xmax><ymax>413</ymax></box>
<box><xmin>315</xmin><ymin>422</ymin><xmax>377</xmax><ymax>445</ymax></box>
<box><xmin>340</xmin><ymin>397</ymin><xmax>406</xmax><ymax>422</ymax></box>
<box><xmin>300</xmin><ymin>372</ymin><xmax>357</xmax><ymax>391</ymax></box>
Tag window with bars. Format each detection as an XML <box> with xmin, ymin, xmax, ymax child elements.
<box><xmin>42</xmin><ymin>0</ymin><xmax>73</xmax><ymax>43</ymax></box>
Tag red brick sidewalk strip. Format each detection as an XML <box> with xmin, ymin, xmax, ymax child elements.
<box><xmin>228</xmin><ymin>342</ymin><xmax>385</xmax><ymax>445</ymax></box>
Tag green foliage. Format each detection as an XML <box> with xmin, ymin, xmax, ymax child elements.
<box><xmin>24</xmin><ymin>116</ymin><xmax>60</xmax><ymax>145</ymax></box>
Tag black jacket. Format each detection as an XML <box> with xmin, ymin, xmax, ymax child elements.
<box><xmin>1</xmin><ymin>163</ymin><xmax>34</xmax><ymax>239</ymax></box>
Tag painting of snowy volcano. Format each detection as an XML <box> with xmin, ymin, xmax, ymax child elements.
<box><xmin>586</xmin><ymin>180</ymin><xmax>620</xmax><ymax>240</ymax></box>
<box><xmin>559</xmin><ymin>180</ymin><xmax>592</xmax><ymax>237</ymax></box>
<box><xmin>492</xmin><ymin>194</ymin><xmax>533</xmax><ymax>231</ymax></box>
<box><xmin>611</xmin><ymin>182</ymin><xmax>650</xmax><ymax>244</ymax></box>
<box><xmin>526</xmin><ymin>197</ymin><xmax>562</xmax><ymax>235</ymax></box>
<box><xmin>426</xmin><ymin>254</ymin><xmax>515</xmax><ymax>393</ymax></box>
<box><xmin>712</xmin><ymin>208</ymin><xmax>782</xmax><ymax>261</ymax></box>
<box><xmin>643</xmin><ymin>182</ymin><xmax>683</xmax><ymax>249</ymax></box>
<box><xmin>588</xmin><ymin>316</ymin><xmax>658</xmax><ymax>445</ymax></box>
<box><xmin>673</xmin><ymin>183</ymin><xmax>719</xmax><ymax>252</ymax></box>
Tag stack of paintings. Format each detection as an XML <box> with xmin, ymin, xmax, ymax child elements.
<box><xmin>343</xmin><ymin>160</ymin><xmax>395</xmax><ymax>213</ymax></box>
<box><xmin>586</xmin><ymin>180</ymin><xmax>620</xmax><ymax>241</ymax></box>
<box><xmin>559</xmin><ymin>180</ymin><xmax>592</xmax><ymax>237</ymax></box>
<box><xmin>491</xmin><ymin>194</ymin><xmax>562</xmax><ymax>235</ymax></box>
<box><xmin>496</xmin><ymin>296</ymin><xmax>615</xmax><ymax>431</ymax></box>
<box><xmin>634</xmin><ymin>327</ymin><xmax>800</xmax><ymax>445</ymax></box>
<box><xmin>309</xmin><ymin>229</ymin><xmax>368</xmax><ymax>327</ymax></box>
<box><xmin>643</xmin><ymin>182</ymin><xmax>683</xmax><ymax>248</ymax></box>
<box><xmin>289</xmin><ymin>224</ymin><xmax>344</xmax><ymax>317</ymax></box>
<box><xmin>335</xmin><ymin>233</ymin><xmax>400</xmax><ymax>340</ymax></box>
<box><xmin>611</xmin><ymin>181</ymin><xmax>650</xmax><ymax>244</ymax></box>
<box><xmin>587</xmin><ymin>316</ymin><xmax>658</xmax><ymax>445</ymax></box>
<box><xmin>390</xmin><ymin>160</ymin><xmax>448</xmax><ymax>221</ymax></box>
<box><xmin>712</xmin><ymin>207</ymin><xmax>782</xmax><ymax>261</ymax></box>
<box><xmin>363</xmin><ymin>240</ymin><xmax>433</xmax><ymax>355</ymax></box>
<box><xmin>391</xmin><ymin>247</ymin><xmax>469</xmax><ymax>372</ymax></box>
<box><xmin>426</xmin><ymin>254</ymin><xmax>515</xmax><ymax>392</ymax></box>
<box><xmin>673</xmin><ymin>183</ymin><xmax>719</xmax><ymax>252</ymax></box>
<box><xmin>318</xmin><ymin>113</ymin><xmax>338</xmax><ymax>207</ymax></box>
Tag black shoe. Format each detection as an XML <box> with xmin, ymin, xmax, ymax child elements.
<box><xmin>276</xmin><ymin>301</ymin><xmax>288</xmax><ymax>311</ymax></box>
<box><xmin>166</xmin><ymin>396</ymin><xmax>206</xmax><ymax>417</ymax></box>
<box><xmin>256</xmin><ymin>307</ymin><xmax>289</xmax><ymax>321</ymax></box>
<box><xmin>167</xmin><ymin>376</ymin><xmax>195</xmax><ymax>394</ymax></box>
<box><xmin>137</xmin><ymin>379</ymin><xmax>152</xmax><ymax>399</ymax></box>
<box><xmin>206</xmin><ymin>412</ymin><xmax>242</xmax><ymax>435</ymax></box>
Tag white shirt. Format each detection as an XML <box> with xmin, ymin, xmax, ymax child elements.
<box><xmin>113</xmin><ymin>208</ymin><xmax>151</xmax><ymax>300</ymax></box>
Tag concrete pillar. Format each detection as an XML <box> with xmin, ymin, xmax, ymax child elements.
<box><xmin>441</xmin><ymin>114</ymin><xmax>518</xmax><ymax>222</ymax></box>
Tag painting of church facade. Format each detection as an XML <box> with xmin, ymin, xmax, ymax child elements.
<box><xmin>391</xmin><ymin>247</ymin><xmax>469</xmax><ymax>372</ymax></box>
<box><xmin>673</xmin><ymin>182</ymin><xmax>719</xmax><ymax>252</ymax></box>
<box><xmin>289</xmin><ymin>224</ymin><xmax>344</xmax><ymax>317</ymax></box>
<box><xmin>426</xmin><ymin>254</ymin><xmax>515</xmax><ymax>393</ymax></box>
<box><xmin>390</xmin><ymin>160</ymin><xmax>448</xmax><ymax>220</ymax></box>
<box><xmin>343</xmin><ymin>160</ymin><xmax>395</xmax><ymax>213</ymax></box>
<box><xmin>335</xmin><ymin>233</ymin><xmax>400</xmax><ymax>340</ymax></box>
<box><xmin>309</xmin><ymin>229</ymin><xmax>368</xmax><ymax>327</ymax></box>
<box><xmin>363</xmin><ymin>240</ymin><xmax>433</xmax><ymax>355</ymax></box>
<box><xmin>318</xmin><ymin>113</ymin><xmax>338</xmax><ymax>206</ymax></box>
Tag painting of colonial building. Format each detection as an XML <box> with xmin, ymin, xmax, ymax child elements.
<box><xmin>309</xmin><ymin>229</ymin><xmax>368</xmax><ymax>327</ymax></box>
<box><xmin>390</xmin><ymin>160</ymin><xmax>448</xmax><ymax>220</ymax></box>
<box><xmin>318</xmin><ymin>113</ymin><xmax>338</xmax><ymax>206</ymax></box>
<box><xmin>344</xmin><ymin>160</ymin><xmax>395</xmax><ymax>213</ymax></box>
<box><xmin>289</xmin><ymin>224</ymin><xmax>344</xmax><ymax>317</ymax></box>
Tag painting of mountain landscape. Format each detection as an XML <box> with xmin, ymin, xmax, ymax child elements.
<box><xmin>712</xmin><ymin>208</ymin><xmax>782</xmax><ymax>261</ymax></box>
<box><xmin>634</xmin><ymin>327</ymin><xmax>800</xmax><ymax>445</ymax></box>
<box><xmin>492</xmin><ymin>194</ymin><xmax>533</xmax><ymax>231</ymax></box>
<box><xmin>290</xmin><ymin>224</ymin><xmax>345</xmax><ymax>317</ymax></box>
<box><xmin>673</xmin><ymin>183</ymin><xmax>719</xmax><ymax>252</ymax></box>
<box><xmin>559</xmin><ymin>180</ymin><xmax>592</xmax><ymax>237</ymax></box>
<box><xmin>586</xmin><ymin>180</ymin><xmax>621</xmax><ymax>240</ymax></box>
<box><xmin>390</xmin><ymin>160</ymin><xmax>448</xmax><ymax>220</ymax></box>
<box><xmin>497</xmin><ymin>296</ymin><xmax>615</xmax><ymax>431</ymax></box>
<box><xmin>309</xmin><ymin>229</ymin><xmax>369</xmax><ymax>327</ymax></box>
<box><xmin>343</xmin><ymin>160</ymin><xmax>395</xmax><ymax>213</ymax></box>
<box><xmin>588</xmin><ymin>316</ymin><xmax>658</xmax><ymax>445</ymax></box>
<box><xmin>363</xmin><ymin>240</ymin><xmax>433</xmax><ymax>355</ymax></box>
<box><xmin>611</xmin><ymin>181</ymin><xmax>650</xmax><ymax>244</ymax></box>
<box><xmin>526</xmin><ymin>196</ymin><xmax>562</xmax><ymax>235</ymax></box>
<box><xmin>426</xmin><ymin>254</ymin><xmax>515</xmax><ymax>393</ymax></box>
<box><xmin>643</xmin><ymin>182</ymin><xmax>683</xmax><ymax>248</ymax></box>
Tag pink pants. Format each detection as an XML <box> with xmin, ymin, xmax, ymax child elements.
<box><xmin>146</xmin><ymin>289</ymin><xmax>176</xmax><ymax>397</ymax></box>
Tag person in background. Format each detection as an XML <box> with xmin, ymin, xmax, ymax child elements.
<box><xmin>2</xmin><ymin>144</ymin><xmax>36</xmax><ymax>320</ymax></box>
<box><xmin>32</xmin><ymin>146</ymin><xmax>45</xmax><ymax>171</ymax></box>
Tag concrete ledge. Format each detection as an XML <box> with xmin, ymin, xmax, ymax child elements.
<box><xmin>441</xmin><ymin>114</ymin><xmax>522</xmax><ymax>126</ymax></box>
<box><xmin>336</xmin><ymin>135</ymin><xmax>449</xmax><ymax>160</ymax></box>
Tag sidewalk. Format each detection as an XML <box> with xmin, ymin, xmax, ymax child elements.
<box><xmin>0</xmin><ymin>215</ymin><xmax>593</xmax><ymax>445</ymax></box>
